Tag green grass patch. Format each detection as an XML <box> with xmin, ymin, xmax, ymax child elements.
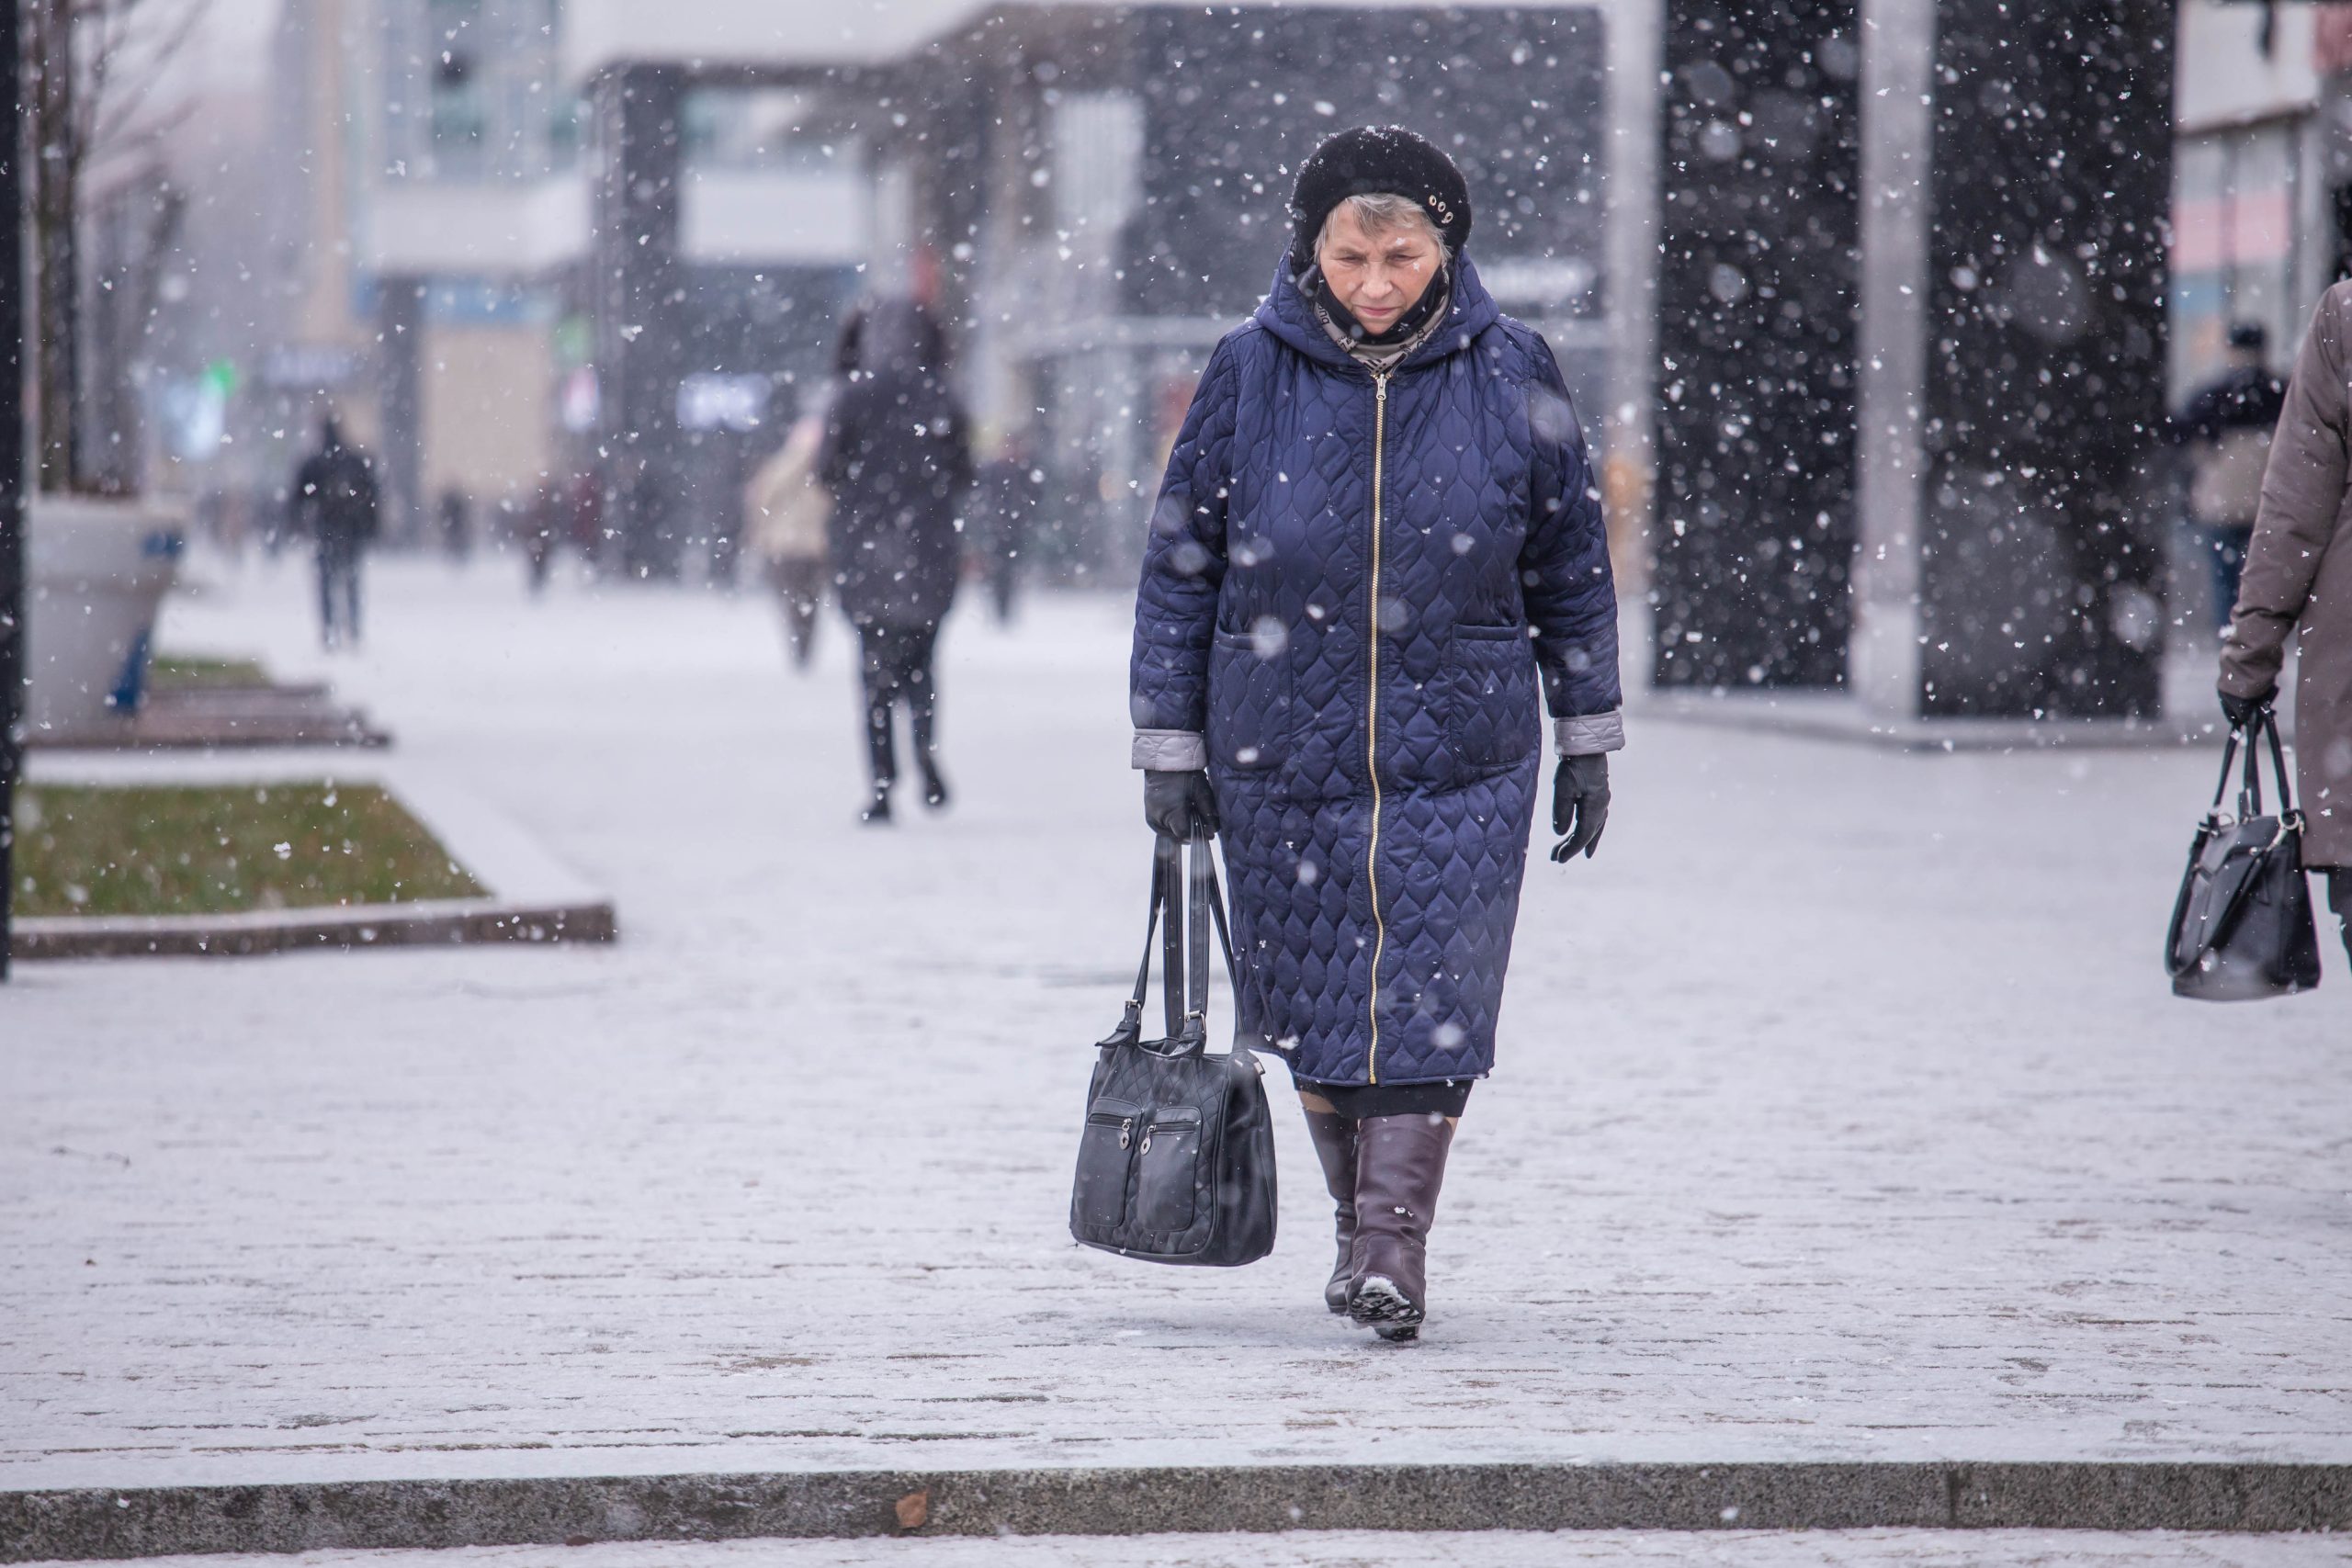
<box><xmin>14</xmin><ymin>783</ymin><xmax>484</xmax><ymax>919</ymax></box>
<box><xmin>148</xmin><ymin>653</ymin><xmax>270</xmax><ymax>691</ymax></box>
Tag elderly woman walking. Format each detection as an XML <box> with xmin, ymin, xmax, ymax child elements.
<box><xmin>1129</xmin><ymin>127</ymin><xmax>1623</xmax><ymax>1340</ymax></box>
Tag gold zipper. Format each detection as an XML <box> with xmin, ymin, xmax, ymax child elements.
<box><xmin>1365</xmin><ymin>369</ymin><xmax>1390</xmax><ymax>1084</ymax></box>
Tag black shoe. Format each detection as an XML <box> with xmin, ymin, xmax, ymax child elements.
<box><xmin>1346</xmin><ymin>1111</ymin><xmax>1455</xmax><ymax>1342</ymax></box>
<box><xmin>919</xmin><ymin>759</ymin><xmax>950</xmax><ymax>811</ymax></box>
<box><xmin>860</xmin><ymin>786</ymin><xmax>893</xmax><ymax>826</ymax></box>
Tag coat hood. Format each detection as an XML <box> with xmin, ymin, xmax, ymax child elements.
<box><xmin>1252</xmin><ymin>251</ymin><xmax>1501</xmax><ymax>373</ymax></box>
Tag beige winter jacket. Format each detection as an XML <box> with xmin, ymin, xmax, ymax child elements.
<box><xmin>745</xmin><ymin>414</ymin><xmax>831</xmax><ymax>565</ymax></box>
<box><xmin>2221</xmin><ymin>281</ymin><xmax>2352</xmax><ymax>866</ymax></box>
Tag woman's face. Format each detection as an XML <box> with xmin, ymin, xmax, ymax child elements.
<box><xmin>1316</xmin><ymin>204</ymin><xmax>1443</xmax><ymax>335</ymax></box>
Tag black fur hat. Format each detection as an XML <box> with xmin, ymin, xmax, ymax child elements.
<box><xmin>1288</xmin><ymin>125</ymin><xmax>1473</xmax><ymax>268</ymax></box>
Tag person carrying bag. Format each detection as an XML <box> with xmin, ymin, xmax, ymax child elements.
<box><xmin>2167</xmin><ymin>704</ymin><xmax>2324</xmax><ymax>999</ymax></box>
<box><xmin>1069</xmin><ymin>832</ymin><xmax>1277</xmax><ymax>1268</ymax></box>
<box><xmin>2216</xmin><ymin>282</ymin><xmax>2352</xmax><ymax>967</ymax></box>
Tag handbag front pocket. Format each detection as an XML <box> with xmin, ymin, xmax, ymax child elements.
<box><xmin>1075</xmin><ymin>1099</ymin><xmax>1142</xmax><ymax>1229</ymax></box>
<box><xmin>1135</xmin><ymin>1107</ymin><xmax>1204</xmax><ymax>1232</ymax></box>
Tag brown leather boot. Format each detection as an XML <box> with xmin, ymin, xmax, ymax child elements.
<box><xmin>1301</xmin><ymin>1109</ymin><xmax>1359</xmax><ymax>1314</ymax></box>
<box><xmin>1347</xmin><ymin>1111</ymin><xmax>1454</xmax><ymax>1342</ymax></box>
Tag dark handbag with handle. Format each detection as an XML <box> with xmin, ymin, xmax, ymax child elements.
<box><xmin>1069</xmin><ymin>832</ymin><xmax>1277</xmax><ymax>1267</ymax></box>
<box><xmin>2167</xmin><ymin>707</ymin><xmax>2323</xmax><ymax>1000</ymax></box>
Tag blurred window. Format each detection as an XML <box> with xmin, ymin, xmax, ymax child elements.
<box><xmin>683</xmin><ymin>89</ymin><xmax>840</xmax><ymax>175</ymax></box>
<box><xmin>385</xmin><ymin>0</ymin><xmax>570</xmax><ymax>182</ymax></box>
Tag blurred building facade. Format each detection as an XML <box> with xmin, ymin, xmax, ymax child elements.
<box><xmin>2169</xmin><ymin>0</ymin><xmax>2352</xmax><ymax>393</ymax></box>
<box><xmin>265</xmin><ymin>0</ymin><xmax>865</xmax><ymax>560</ymax></box>
<box><xmin>569</xmin><ymin>1</ymin><xmax>1614</xmax><ymax>583</ymax></box>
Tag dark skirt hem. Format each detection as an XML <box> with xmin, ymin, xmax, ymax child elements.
<box><xmin>1294</xmin><ymin>1076</ymin><xmax>1476</xmax><ymax>1120</ymax></box>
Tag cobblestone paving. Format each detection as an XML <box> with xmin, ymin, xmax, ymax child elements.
<box><xmin>6</xmin><ymin>559</ymin><xmax>2349</xmax><ymax>1493</ymax></box>
<box><xmin>25</xmin><ymin>1529</ymin><xmax>2352</xmax><ymax>1568</ymax></box>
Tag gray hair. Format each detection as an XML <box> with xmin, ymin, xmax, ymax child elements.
<box><xmin>1317</xmin><ymin>192</ymin><xmax>1449</xmax><ymax>258</ymax></box>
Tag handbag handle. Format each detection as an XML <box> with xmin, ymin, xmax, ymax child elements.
<box><xmin>1096</xmin><ymin>830</ymin><xmax>1243</xmax><ymax>1056</ymax></box>
<box><xmin>2211</xmin><ymin>707</ymin><xmax>2299</xmax><ymax>823</ymax></box>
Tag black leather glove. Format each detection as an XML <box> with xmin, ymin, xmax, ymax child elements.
<box><xmin>1550</xmin><ymin>754</ymin><xmax>1610</xmax><ymax>863</ymax></box>
<box><xmin>2219</xmin><ymin>683</ymin><xmax>2276</xmax><ymax>730</ymax></box>
<box><xmin>1144</xmin><ymin>769</ymin><xmax>1219</xmax><ymax>840</ymax></box>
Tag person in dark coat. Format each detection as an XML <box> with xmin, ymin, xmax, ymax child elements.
<box><xmin>819</xmin><ymin>299</ymin><xmax>974</xmax><ymax>823</ymax></box>
<box><xmin>288</xmin><ymin>416</ymin><xmax>381</xmax><ymax>649</ymax></box>
<box><xmin>2172</xmin><ymin>321</ymin><xmax>2287</xmax><ymax>629</ymax></box>
<box><xmin>1130</xmin><ymin>127</ymin><xmax>1622</xmax><ymax>1341</ymax></box>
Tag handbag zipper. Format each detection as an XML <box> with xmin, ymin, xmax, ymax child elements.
<box><xmin>1087</xmin><ymin>1101</ymin><xmax>1142</xmax><ymax>1151</ymax></box>
<box><xmin>1365</xmin><ymin>368</ymin><xmax>1391</xmax><ymax>1085</ymax></box>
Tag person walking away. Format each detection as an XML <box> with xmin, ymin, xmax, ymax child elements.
<box><xmin>438</xmin><ymin>488</ymin><xmax>473</xmax><ymax>565</ymax></box>
<box><xmin>2175</xmin><ymin>322</ymin><xmax>2286</xmax><ymax>631</ymax></box>
<box><xmin>563</xmin><ymin>470</ymin><xmax>605</xmax><ymax>570</ymax></box>
<box><xmin>746</xmin><ymin>407</ymin><xmax>831</xmax><ymax>670</ymax></box>
<box><xmin>2219</xmin><ymin>286</ymin><xmax>2352</xmax><ymax>965</ymax></box>
<box><xmin>1130</xmin><ymin>127</ymin><xmax>1622</xmax><ymax>1340</ymax></box>
<box><xmin>289</xmin><ymin>417</ymin><xmax>380</xmax><ymax>649</ymax></box>
<box><xmin>820</xmin><ymin>299</ymin><xmax>974</xmax><ymax>823</ymax></box>
<box><xmin>520</xmin><ymin>483</ymin><xmax>561</xmax><ymax>594</ymax></box>
<box><xmin>975</xmin><ymin>439</ymin><xmax>1040</xmax><ymax>624</ymax></box>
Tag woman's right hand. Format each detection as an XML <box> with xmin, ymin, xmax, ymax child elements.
<box><xmin>1144</xmin><ymin>770</ymin><xmax>1219</xmax><ymax>840</ymax></box>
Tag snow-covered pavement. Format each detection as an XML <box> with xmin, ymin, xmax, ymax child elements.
<box><xmin>5</xmin><ymin>553</ymin><xmax>2349</xmax><ymax>1494</ymax></box>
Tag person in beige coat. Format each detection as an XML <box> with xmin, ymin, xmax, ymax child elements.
<box><xmin>746</xmin><ymin>409</ymin><xmax>831</xmax><ymax>671</ymax></box>
<box><xmin>2219</xmin><ymin>282</ymin><xmax>2352</xmax><ymax>963</ymax></box>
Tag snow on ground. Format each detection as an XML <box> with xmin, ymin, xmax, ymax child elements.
<box><xmin>36</xmin><ymin>1528</ymin><xmax>2352</xmax><ymax>1568</ymax></box>
<box><xmin>4</xmin><ymin>551</ymin><xmax>2349</xmax><ymax>1492</ymax></box>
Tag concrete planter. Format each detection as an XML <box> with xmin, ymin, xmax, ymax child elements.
<box><xmin>25</xmin><ymin>493</ymin><xmax>187</xmax><ymax>738</ymax></box>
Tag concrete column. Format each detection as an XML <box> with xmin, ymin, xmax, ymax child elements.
<box><xmin>375</xmin><ymin>275</ymin><xmax>425</xmax><ymax>548</ymax></box>
<box><xmin>1905</xmin><ymin>0</ymin><xmax>2175</xmax><ymax>717</ymax></box>
<box><xmin>1849</xmin><ymin>0</ymin><xmax>1934</xmax><ymax>714</ymax></box>
<box><xmin>1653</xmin><ymin>0</ymin><xmax>1864</xmax><ymax>692</ymax></box>
<box><xmin>589</xmin><ymin>64</ymin><xmax>688</xmax><ymax>581</ymax></box>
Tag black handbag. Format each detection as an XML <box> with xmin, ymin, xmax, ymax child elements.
<box><xmin>1069</xmin><ymin>833</ymin><xmax>1277</xmax><ymax>1267</ymax></box>
<box><xmin>2167</xmin><ymin>707</ymin><xmax>2324</xmax><ymax>1000</ymax></box>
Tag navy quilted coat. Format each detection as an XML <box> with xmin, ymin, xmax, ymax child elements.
<box><xmin>1130</xmin><ymin>255</ymin><xmax>1621</xmax><ymax>1088</ymax></box>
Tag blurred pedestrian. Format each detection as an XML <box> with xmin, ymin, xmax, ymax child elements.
<box><xmin>521</xmin><ymin>484</ymin><xmax>561</xmax><ymax>594</ymax></box>
<box><xmin>564</xmin><ymin>470</ymin><xmax>605</xmax><ymax>568</ymax></box>
<box><xmin>1130</xmin><ymin>127</ymin><xmax>1623</xmax><ymax>1340</ymax></box>
<box><xmin>438</xmin><ymin>488</ymin><xmax>473</xmax><ymax>565</ymax></box>
<box><xmin>974</xmin><ymin>438</ymin><xmax>1039</xmax><ymax>624</ymax></box>
<box><xmin>2219</xmin><ymin>288</ymin><xmax>2352</xmax><ymax>964</ymax></box>
<box><xmin>2174</xmin><ymin>322</ymin><xmax>2286</xmax><ymax>630</ymax></box>
<box><xmin>746</xmin><ymin>405</ymin><xmax>831</xmax><ymax>671</ymax></box>
<box><xmin>288</xmin><ymin>416</ymin><xmax>380</xmax><ymax>649</ymax></box>
<box><xmin>819</xmin><ymin>299</ymin><xmax>973</xmax><ymax>824</ymax></box>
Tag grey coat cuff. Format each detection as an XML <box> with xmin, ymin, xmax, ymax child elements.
<box><xmin>1555</xmin><ymin>710</ymin><xmax>1625</xmax><ymax>756</ymax></box>
<box><xmin>1132</xmin><ymin>728</ymin><xmax>1208</xmax><ymax>770</ymax></box>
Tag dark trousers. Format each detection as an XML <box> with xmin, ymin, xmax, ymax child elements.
<box><xmin>317</xmin><ymin>547</ymin><xmax>361</xmax><ymax>645</ymax></box>
<box><xmin>856</xmin><ymin>621</ymin><xmax>940</xmax><ymax>788</ymax></box>
<box><xmin>986</xmin><ymin>551</ymin><xmax>1018</xmax><ymax>624</ymax></box>
<box><xmin>2202</xmin><ymin>524</ymin><xmax>2255</xmax><ymax>633</ymax></box>
<box><xmin>770</xmin><ymin>558</ymin><xmax>824</xmax><ymax>669</ymax></box>
<box><xmin>2330</xmin><ymin>871</ymin><xmax>2352</xmax><ymax>966</ymax></box>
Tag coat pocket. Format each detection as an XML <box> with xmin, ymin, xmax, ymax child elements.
<box><xmin>1206</xmin><ymin>629</ymin><xmax>1295</xmax><ymax>772</ymax></box>
<box><xmin>1074</xmin><ymin>1098</ymin><xmax>1142</xmax><ymax>1229</ymax></box>
<box><xmin>1135</xmin><ymin>1107</ymin><xmax>1204</xmax><ymax>1233</ymax></box>
<box><xmin>1440</xmin><ymin>626</ymin><xmax>1541</xmax><ymax>770</ymax></box>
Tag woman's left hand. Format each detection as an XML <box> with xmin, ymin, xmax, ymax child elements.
<box><xmin>1550</xmin><ymin>755</ymin><xmax>1610</xmax><ymax>863</ymax></box>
